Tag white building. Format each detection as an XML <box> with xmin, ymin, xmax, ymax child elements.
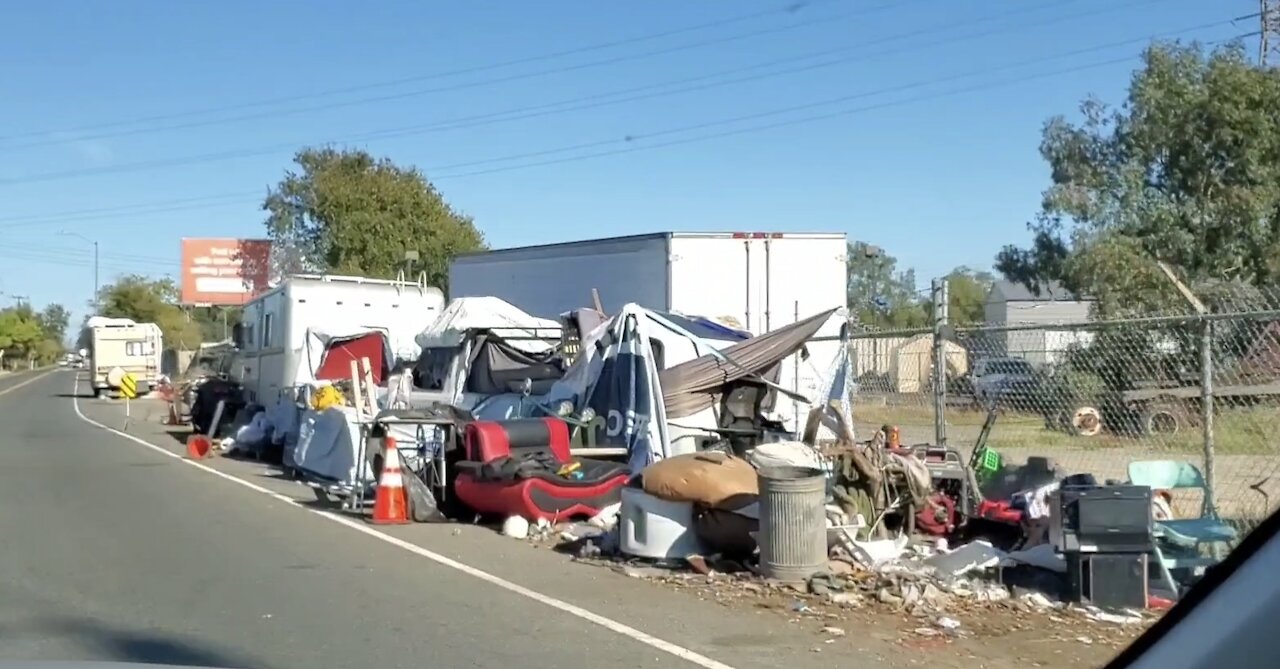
<box><xmin>983</xmin><ymin>280</ymin><xmax>1095</xmax><ymax>366</ymax></box>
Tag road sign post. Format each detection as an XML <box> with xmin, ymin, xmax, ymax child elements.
<box><xmin>120</xmin><ymin>372</ymin><xmax>138</xmax><ymax>429</ymax></box>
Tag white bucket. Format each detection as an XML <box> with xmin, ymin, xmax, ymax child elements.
<box><xmin>619</xmin><ymin>487</ymin><xmax>703</xmax><ymax>559</ymax></box>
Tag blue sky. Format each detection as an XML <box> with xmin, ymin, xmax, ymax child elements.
<box><xmin>0</xmin><ymin>0</ymin><xmax>1259</xmax><ymax>327</ymax></box>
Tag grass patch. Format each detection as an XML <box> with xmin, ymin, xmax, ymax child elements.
<box><xmin>852</xmin><ymin>403</ymin><xmax>1279</xmax><ymax>456</ymax></box>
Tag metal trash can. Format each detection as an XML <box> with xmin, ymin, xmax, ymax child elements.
<box><xmin>757</xmin><ymin>465</ymin><xmax>828</xmax><ymax>583</ymax></box>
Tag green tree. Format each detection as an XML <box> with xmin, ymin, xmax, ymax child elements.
<box><xmin>846</xmin><ymin>242</ymin><xmax>927</xmax><ymax>328</ymax></box>
<box><xmin>263</xmin><ymin>147</ymin><xmax>488</xmax><ymax>290</ymax></box>
<box><xmin>38</xmin><ymin>303</ymin><xmax>70</xmax><ymax>343</ymax></box>
<box><xmin>944</xmin><ymin>266</ymin><xmax>995</xmax><ymax>326</ymax></box>
<box><xmin>97</xmin><ymin>275</ymin><xmax>203</xmax><ymax>350</ymax></box>
<box><xmin>996</xmin><ymin>41</ymin><xmax>1280</xmax><ymax>315</ymax></box>
<box><xmin>0</xmin><ymin>308</ymin><xmax>44</xmax><ymax>360</ymax></box>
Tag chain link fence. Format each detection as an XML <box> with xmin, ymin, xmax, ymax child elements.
<box><xmin>849</xmin><ymin>284</ymin><xmax>1280</xmax><ymax>527</ymax></box>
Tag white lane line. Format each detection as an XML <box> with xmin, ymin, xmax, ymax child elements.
<box><xmin>0</xmin><ymin>369</ymin><xmax>58</xmax><ymax>398</ymax></box>
<box><xmin>69</xmin><ymin>376</ymin><xmax>736</xmax><ymax>669</ymax></box>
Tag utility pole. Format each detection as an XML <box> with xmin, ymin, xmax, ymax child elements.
<box><xmin>92</xmin><ymin>239</ymin><xmax>100</xmax><ymax>314</ymax></box>
<box><xmin>931</xmin><ymin>277</ymin><xmax>950</xmax><ymax>446</ymax></box>
<box><xmin>58</xmin><ymin>231</ymin><xmax>99</xmax><ymax>314</ymax></box>
<box><xmin>1263</xmin><ymin>0</ymin><xmax>1280</xmax><ymax>66</ymax></box>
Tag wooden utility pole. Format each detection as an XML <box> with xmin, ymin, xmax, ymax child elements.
<box><xmin>1263</xmin><ymin>0</ymin><xmax>1280</xmax><ymax>66</ymax></box>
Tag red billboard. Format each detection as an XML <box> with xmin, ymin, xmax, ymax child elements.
<box><xmin>180</xmin><ymin>238</ymin><xmax>273</xmax><ymax>306</ymax></box>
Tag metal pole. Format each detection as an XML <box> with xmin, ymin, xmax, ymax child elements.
<box><xmin>1200</xmin><ymin>319</ymin><xmax>1216</xmax><ymax>515</ymax></box>
<box><xmin>931</xmin><ymin>278</ymin><xmax>949</xmax><ymax>446</ymax></box>
<box><xmin>93</xmin><ymin>241</ymin><xmax>100</xmax><ymax>314</ymax></box>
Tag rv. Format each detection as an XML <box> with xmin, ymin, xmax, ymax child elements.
<box><xmin>232</xmin><ymin>274</ymin><xmax>446</xmax><ymax>404</ymax></box>
<box><xmin>82</xmin><ymin>316</ymin><xmax>164</xmax><ymax>397</ymax></box>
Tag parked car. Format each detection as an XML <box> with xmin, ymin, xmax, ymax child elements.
<box><xmin>969</xmin><ymin>356</ymin><xmax>1041</xmax><ymax>410</ymax></box>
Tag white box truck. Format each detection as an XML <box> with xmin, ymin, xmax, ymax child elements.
<box><xmin>232</xmin><ymin>274</ymin><xmax>446</xmax><ymax>404</ymax></box>
<box><xmin>82</xmin><ymin>316</ymin><xmax>164</xmax><ymax>397</ymax></box>
<box><xmin>448</xmin><ymin>231</ymin><xmax>849</xmax><ymax>428</ymax></box>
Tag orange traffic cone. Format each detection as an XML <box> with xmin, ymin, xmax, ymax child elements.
<box><xmin>186</xmin><ymin>433</ymin><xmax>212</xmax><ymax>459</ymax></box>
<box><xmin>372</xmin><ymin>437</ymin><xmax>411</xmax><ymax>525</ymax></box>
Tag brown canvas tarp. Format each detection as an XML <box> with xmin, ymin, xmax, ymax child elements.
<box><xmin>659</xmin><ymin>308</ymin><xmax>838</xmax><ymax>418</ymax></box>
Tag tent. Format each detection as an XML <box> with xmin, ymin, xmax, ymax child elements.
<box><xmin>296</xmin><ymin>328</ymin><xmax>395</xmax><ymax>386</ymax></box>
<box><xmin>542</xmin><ymin>304</ymin><xmax>834</xmax><ymax>473</ymax></box>
<box><xmin>413</xmin><ymin>297</ymin><xmax>565</xmax><ymax>406</ymax></box>
<box><xmin>415</xmin><ymin>296</ymin><xmax>560</xmax><ymax>352</ymax></box>
<box><xmin>659</xmin><ymin>308</ymin><xmax>837</xmax><ymax>418</ymax></box>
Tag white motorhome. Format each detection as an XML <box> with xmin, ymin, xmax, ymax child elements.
<box><xmin>232</xmin><ymin>274</ymin><xmax>445</xmax><ymax>404</ymax></box>
<box><xmin>448</xmin><ymin>232</ymin><xmax>849</xmax><ymax>429</ymax></box>
<box><xmin>82</xmin><ymin>316</ymin><xmax>164</xmax><ymax>397</ymax></box>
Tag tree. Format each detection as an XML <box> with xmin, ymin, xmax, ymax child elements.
<box><xmin>0</xmin><ymin>301</ymin><xmax>67</xmax><ymax>367</ymax></box>
<box><xmin>846</xmin><ymin>242</ymin><xmax>927</xmax><ymax>328</ymax></box>
<box><xmin>97</xmin><ymin>275</ymin><xmax>203</xmax><ymax>350</ymax></box>
<box><xmin>996</xmin><ymin>41</ymin><xmax>1280</xmax><ymax>315</ymax></box>
<box><xmin>38</xmin><ymin>303</ymin><xmax>70</xmax><ymax>343</ymax></box>
<box><xmin>263</xmin><ymin>147</ymin><xmax>488</xmax><ymax>290</ymax></box>
<box><xmin>943</xmin><ymin>266</ymin><xmax>995</xmax><ymax>326</ymax></box>
<box><xmin>0</xmin><ymin>309</ymin><xmax>44</xmax><ymax>356</ymax></box>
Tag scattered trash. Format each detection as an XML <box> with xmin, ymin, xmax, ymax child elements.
<box><xmin>1085</xmin><ymin>607</ymin><xmax>1144</xmax><ymax>625</ymax></box>
<box><xmin>821</xmin><ymin>626</ymin><xmax>846</xmax><ymax>637</ymax></box>
<box><xmin>936</xmin><ymin>616</ymin><xmax>961</xmax><ymax>631</ymax></box>
<box><xmin>924</xmin><ymin>540</ymin><xmax>1003</xmax><ymax>577</ymax></box>
<box><xmin>501</xmin><ymin>515</ymin><xmax>530</xmax><ymax>539</ymax></box>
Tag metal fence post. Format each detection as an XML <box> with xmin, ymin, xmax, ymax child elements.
<box><xmin>931</xmin><ymin>278</ymin><xmax>949</xmax><ymax>445</ymax></box>
<box><xmin>1200</xmin><ymin>318</ymin><xmax>1216</xmax><ymax>514</ymax></box>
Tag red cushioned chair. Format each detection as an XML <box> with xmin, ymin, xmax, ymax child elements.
<box><xmin>453</xmin><ymin>417</ymin><xmax>630</xmax><ymax>522</ymax></box>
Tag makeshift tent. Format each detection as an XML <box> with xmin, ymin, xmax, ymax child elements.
<box><xmin>296</xmin><ymin>328</ymin><xmax>395</xmax><ymax>386</ymax></box>
<box><xmin>291</xmin><ymin>405</ymin><xmax>372</xmax><ymax>485</ymax></box>
<box><xmin>415</xmin><ymin>296</ymin><xmax>560</xmax><ymax>352</ymax></box>
<box><xmin>413</xmin><ymin>297</ymin><xmax>565</xmax><ymax>406</ymax></box>
<box><xmin>543</xmin><ymin>304</ymin><xmax>758</xmax><ymax>473</ymax></box>
<box><xmin>659</xmin><ymin>308</ymin><xmax>837</xmax><ymax>419</ymax></box>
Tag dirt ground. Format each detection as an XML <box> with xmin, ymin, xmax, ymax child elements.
<box><xmin>528</xmin><ymin>537</ymin><xmax>1153</xmax><ymax>669</ymax></box>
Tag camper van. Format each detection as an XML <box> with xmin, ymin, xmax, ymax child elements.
<box><xmin>83</xmin><ymin>316</ymin><xmax>164</xmax><ymax>397</ymax></box>
<box><xmin>232</xmin><ymin>274</ymin><xmax>445</xmax><ymax>404</ymax></box>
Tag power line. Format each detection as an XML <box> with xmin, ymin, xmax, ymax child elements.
<box><xmin>434</xmin><ymin>56</ymin><xmax>1146</xmax><ymax>179</ymax></box>
<box><xmin>0</xmin><ymin>241</ymin><xmax>180</xmax><ymax>267</ymax></box>
<box><xmin>0</xmin><ymin>2</ymin><xmax>1086</xmax><ymax>181</ymax></box>
<box><xmin>0</xmin><ymin>3</ymin><xmax>1201</xmax><ymax>189</ymax></box>
<box><xmin>0</xmin><ymin>0</ymin><xmax>842</xmax><ymax>144</ymax></box>
<box><xmin>0</xmin><ymin>248</ymin><xmax>176</xmax><ymax>277</ymax></box>
<box><xmin>0</xmin><ymin>191</ymin><xmax>259</xmax><ymax>228</ymax></box>
<box><xmin>0</xmin><ymin>0</ymin><xmax>883</xmax><ymax>152</ymax></box>
<box><xmin>320</xmin><ymin>0</ymin><xmax>1146</xmax><ymax>143</ymax></box>
<box><xmin>423</xmin><ymin>20</ymin><xmax>1242</xmax><ymax>174</ymax></box>
<box><xmin>0</xmin><ymin>15</ymin><xmax>1239</xmax><ymax>189</ymax></box>
<box><xmin>0</xmin><ymin>3</ymin><xmax>1069</xmax><ymax>181</ymax></box>
<box><xmin>0</xmin><ymin>12</ymin><xmax>1246</xmax><ymax>234</ymax></box>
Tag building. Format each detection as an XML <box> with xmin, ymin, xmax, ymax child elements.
<box><xmin>983</xmin><ymin>280</ymin><xmax>1095</xmax><ymax>366</ymax></box>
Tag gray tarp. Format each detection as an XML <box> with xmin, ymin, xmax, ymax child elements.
<box><xmin>659</xmin><ymin>308</ymin><xmax>838</xmax><ymax>419</ymax></box>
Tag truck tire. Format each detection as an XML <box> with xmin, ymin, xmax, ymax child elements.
<box><xmin>1141</xmin><ymin>403</ymin><xmax>1183</xmax><ymax>436</ymax></box>
<box><xmin>1070</xmin><ymin>406</ymin><xmax>1103</xmax><ymax>437</ymax></box>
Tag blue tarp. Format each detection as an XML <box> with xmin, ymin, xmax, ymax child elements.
<box><xmin>654</xmin><ymin>312</ymin><xmax>751</xmax><ymax>342</ymax></box>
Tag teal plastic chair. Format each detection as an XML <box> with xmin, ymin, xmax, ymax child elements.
<box><xmin>1128</xmin><ymin>459</ymin><xmax>1238</xmax><ymax>593</ymax></box>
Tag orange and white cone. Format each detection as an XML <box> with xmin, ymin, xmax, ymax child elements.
<box><xmin>186</xmin><ymin>433</ymin><xmax>213</xmax><ymax>459</ymax></box>
<box><xmin>372</xmin><ymin>438</ymin><xmax>411</xmax><ymax>525</ymax></box>
<box><xmin>165</xmin><ymin>402</ymin><xmax>181</xmax><ymax>426</ymax></box>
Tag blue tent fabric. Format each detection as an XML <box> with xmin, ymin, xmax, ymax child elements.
<box><xmin>655</xmin><ymin>312</ymin><xmax>751</xmax><ymax>342</ymax></box>
<box><xmin>585</xmin><ymin>314</ymin><xmax>661</xmax><ymax>472</ymax></box>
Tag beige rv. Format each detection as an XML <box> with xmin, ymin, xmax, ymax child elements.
<box><xmin>82</xmin><ymin>317</ymin><xmax>164</xmax><ymax>397</ymax></box>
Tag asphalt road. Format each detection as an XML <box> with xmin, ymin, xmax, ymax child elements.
<box><xmin>0</xmin><ymin>370</ymin><xmax>876</xmax><ymax>669</ymax></box>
